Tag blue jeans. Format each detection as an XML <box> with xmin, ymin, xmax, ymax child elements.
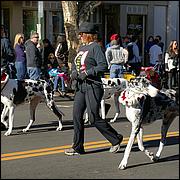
<box><xmin>53</xmin><ymin>76</ymin><xmax>65</xmax><ymax>92</ymax></box>
<box><xmin>15</xmin><ymin>61</ymin><xmax>27</xmax><ymax>80</ymax></box>
<box><xmin>27</xmin><ymin>67</ymin><xmax>41</xmax><ymax>80</ymax></box>
<box><xmin>110</xmin><ymin>64</ymin><xmax>124</xmax><ymax>78</ymax></box>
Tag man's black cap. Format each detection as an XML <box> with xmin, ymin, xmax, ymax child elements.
<box><xmin>79</xmin><ymin>22</ymin><xmax>97</xmax><ymax>34</ymax></box>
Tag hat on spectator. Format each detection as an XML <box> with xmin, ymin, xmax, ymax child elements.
<box><xmin>79</xmin><ymin>22</ymin><xmax>97</xmax><ymax>34</ymax></box>
<box><xmin>110</xmin><ymin>34</ymin><xmax>119</xmax><ymax>41</ymax></box>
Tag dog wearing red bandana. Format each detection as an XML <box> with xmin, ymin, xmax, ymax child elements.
<box><xmin>118</xmin><ymin>77</ymin><xmax>179</xmax><ymax>170</ymax></box>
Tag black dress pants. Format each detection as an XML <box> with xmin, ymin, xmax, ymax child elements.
<box><xmin>72</xmin><ymin>82</ymin><xmax>122</xmax><ymax>153</ymax></box>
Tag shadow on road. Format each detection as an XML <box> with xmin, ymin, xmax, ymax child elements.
<box><xmin>84</xmin><ymin>136</ymin><xmax>179</xmax><ymax>154</ymax></box>
<box><xmin>125</xmin><ymin>154</ymin><xmax>179</xmax><ymax>170</ymax></box>
<box><xmin>1</xmin><ymin>116</ymin><xmax>129</xmax><ymax>134</ymax></box>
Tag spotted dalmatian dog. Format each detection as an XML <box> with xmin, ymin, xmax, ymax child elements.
<box><xmin>1</xmin><ymin>72</ymin><xmax>64</xmax><ymax>136</ymax></box>
<box><xmin>84</xmin><ymin>77</ymin><xmax>128</xmax><ymax>123</ymax></box>
<box><xmin>117</xmin><ymin>77</ymin><xmax>179</xmax><ymax>170</ymax></box>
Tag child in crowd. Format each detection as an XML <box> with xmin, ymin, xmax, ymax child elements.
<box><xmin>47</xmin><ymin>53</ymin><xmax>68</xmax><ymax>97</ymax></box>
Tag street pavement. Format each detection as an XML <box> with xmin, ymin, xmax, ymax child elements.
<box><xmin>1</xmin><ymin>95</ymin><xmax>179</xmax><ymax>179</ymax></box>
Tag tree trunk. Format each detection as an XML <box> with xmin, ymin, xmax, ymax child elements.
<box><xmin>61</xmin><ymin>1</ymin><xmax>79</xmax><ymax>68</ymax></box>
<box><xmin>78</xmin><ymin>1</ymin><xmax>102</xmax><ymax>25</ymax></box>
<box><xmin>61</xmin><ymin>1</ymin><xmax>102</xmax><ymax>69</ymax></box>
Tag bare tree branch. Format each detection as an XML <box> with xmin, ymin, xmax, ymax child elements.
<box><xmin>61</xmin><ymin>1</ymin><xmax>102</xmax><ymax>66</ymax></box>
<box><xmin>78</xmin><ymin>1</ymin><xmax>102</xmax><ymax>25</ymax></box>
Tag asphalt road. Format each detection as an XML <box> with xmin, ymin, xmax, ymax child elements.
<box><xmin>1</xmin><ymin>96</ymin><xmax>179</xmax><ymax>179</ymax></box>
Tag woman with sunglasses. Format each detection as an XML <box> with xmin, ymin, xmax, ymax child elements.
<box><xmin>64</xmin><ymin>22</ymin><xmax>123</xmax><ymax>156</ymax></box>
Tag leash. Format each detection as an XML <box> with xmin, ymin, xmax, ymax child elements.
<box><xmin>86</xmin><ymin>78</ymin><xmax>106</xmax><ymax>86</ymax></box>
<box><xmin>86</xmin><ymin>77</ymin><xmax>123</xmax><ymax>90</ymax></box>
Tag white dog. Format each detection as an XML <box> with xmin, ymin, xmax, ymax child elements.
<box><xmin>1</xmin><ymin>71</ymin><xmax>64</xmax><ymax>136</ymax></box>
<box><xmin>84</xmin><ymin>77</ymin><xmax>128</xmax><ymax>123</ymax></box>
<box><xmin>118</xmin><ymin>77</ymin><xmax>179</xmax><ymax>170</ymax></box>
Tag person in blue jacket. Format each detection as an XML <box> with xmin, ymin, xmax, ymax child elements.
<box><xmin>1</xmin><ymin>25</ymin><xmax>16</xmax><ymax>78</ymax></box>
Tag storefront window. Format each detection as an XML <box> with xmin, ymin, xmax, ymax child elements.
<box><xmin>127</xmin><ymin>15</ymin><xmax>143</xmax><ymax>56</ymax></box>
<box><xmin>1</xmin><ymin>8</ymin><xmax>10</xmax><ymax>38</ymax></box>
<box><xmin>23</xmin><ymin>10</ymin><xmax>38</xmax><ymax>40</ymax></box>
<box><xmin>52</xmin><ymin>11</ymin><xmax>63</xmax><ymax>44</ymax></box>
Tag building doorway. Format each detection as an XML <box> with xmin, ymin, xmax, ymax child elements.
<box><xmin>1</xmin><ymin>8</ymin><xmax>10</xmax><ymax>38</ymax></box>
<box><xmin>104</xmin><ymin>5</ymin><xmax>120</xmax><ymax>47</ymax></box>
<box><xmin>127</xmin><ymin>14</ymin><xmax>146</xmax><ymax>65</ymax></box>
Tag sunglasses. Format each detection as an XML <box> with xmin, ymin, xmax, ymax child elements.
<box><xmin>34</xmin><ymin>36</ymin><xmax>39</xmax><ymax>39</ymax></box>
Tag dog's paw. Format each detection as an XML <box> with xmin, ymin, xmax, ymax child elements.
<box><xmin>110</xmin><ymin>118</ymin><xmax>116</xmax><ymax>123</ymax></box>
<box><xmin>118</xmin><ymin>163</ymin><xmax>127</xmax><ymax>170</ymax></box>
<box><xmin>118</xmin><ymin>159</ymin><xmax>127</xmax><ymax>170</ymax></box>
<box><xmin>152</xmin><ymin>155</ymin><xmax>160</xmax><ymax>162</ymax></box>
<box><xmin>145</xmin><ymin>150</ymin><xmax>154</xmax><ymax>161</ymax></box>
<box><xmin>4</xmin><ymin>131</ymin><xmax>11</xmax><ymax>136</ymax></box>
<box><xmin>56</xmin><ymin>126</ymin><xmax>63</xmax><ymax>131</ymax></box>
<box><xmin>110</xmin><ymin>113</ymin><xmax>120</xmax><ymax>123</ymax></box>
<box><xmin>22</xmin><ymin>128</ymin><xmax>28</xmax><ymax>132</ymax></box>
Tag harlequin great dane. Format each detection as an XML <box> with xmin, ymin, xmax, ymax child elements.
<box><xmin>84</xmin><ymin>77</ymin><xmax>128</xmax><ymax>123</ymax></box>
<box><xmin>118</xmin><ymin>77</ymin><xmax>179</xmax><ymax>170</ymax></box>
<box><xmin>1</xmin><ymin>71</ymin><xmax>64</xmax><ymax>136</ymax></box>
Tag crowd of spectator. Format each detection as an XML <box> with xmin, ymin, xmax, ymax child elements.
<box><xmin>1</xmin><ymin>24</ymin><xmax>179</xmax><ymax>94</ymax></box>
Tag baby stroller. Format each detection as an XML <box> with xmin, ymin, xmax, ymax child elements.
<box><xmin>140</xmin><ymin>62</ymin><xmax>167</xmax><ymax>89</ymax></box>
<box><xmin>48</xmin><ymin>68</ymin><xmax>70</xmax><ymax>96</ymax></box>
<box><xmin>1</xmin><ymin>62</ymin><xmax>17</xmax><ymax>79</ymax></box>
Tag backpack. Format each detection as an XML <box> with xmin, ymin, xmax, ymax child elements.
<box><xmin>127</xmin><ymin>43</ymin><xmax>134</xmax><ymax>61</ymax></box>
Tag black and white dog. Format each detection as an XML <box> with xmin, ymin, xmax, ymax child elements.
<box><xmin>118</xmin><ymin>77</ymin><xmax>179</xmax><ymax>170</ymax></box>
<box><xmin>84</xmin><ymin>77</ymin><xmax>128</xmax><ymax>123</ymax></box>
<box><xmin>1</xmin><ymin>71</ymin><xmax>64</xmax><ymax>136</ymax></box>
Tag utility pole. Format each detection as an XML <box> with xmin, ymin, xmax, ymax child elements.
<box><xmin>37</xmin><ymin>1</ymin><xmax>44</xmax><ymax>41</ymax></box>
